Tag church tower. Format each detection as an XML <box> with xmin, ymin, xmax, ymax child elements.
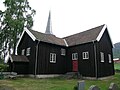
<box><xmin>45</xmin><ymin>11</ymin><xmax>53</xmax><ymax>34</ymax></box>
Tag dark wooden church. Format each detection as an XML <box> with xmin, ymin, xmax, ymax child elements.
<box><xmin>7</xmin><ymin>12</ymin><xmax>114</xmax><ymax>78</ymax></box>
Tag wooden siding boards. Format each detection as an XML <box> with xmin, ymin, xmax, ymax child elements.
<box><xmin>37</xmin><ymin>42</ymin><xmax>67</xmax><ymax>74</ymax></box>
<box><xmin>8</xmin><ymin>61</ymin><xmax>29</xmax><ymax>74</ymax></box>
<box><xmin>16</xmin><ymin>24</ymin><xmax>114</xmax><ymax>78</ymax></box>
<box><xmin>67</xmin><ymin>42</ymin><xmax>96</xmax><ymax>77</ymax></box>
<box><xmin>96</xmin><ymin>29</ymin><xmax>114</xmax><ymax>77</ymax></box>
<box><xmin>17</xmin><ymin>32</ymin><xmax>36</xmax><ymax>74</ymax></box>
<box><xmin>13</xmin><ymin>62</ymin><xmax>29</xmax><ymax>74</ymax></box>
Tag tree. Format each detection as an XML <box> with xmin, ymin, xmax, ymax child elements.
<box><xmin>0</xmin><ymin>0</ymin><xmax>36</xmax><ymax>56</ymax></box>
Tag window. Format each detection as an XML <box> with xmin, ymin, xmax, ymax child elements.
<box><xmin>100</xmin><ymin>52</ymin><xmax>104</xmax><ymax>62</ymax></box>
<box><xmin>108</xmin><ymin>54</ymin><xmax>112</xmax><ymax>63</ymax></box>
<box><xmin>50</xmin><ymin>53</ymin><xmax>56</xmax><ymax>63</ymax></box>
<box><xmin>72</xmin><ymin>53</ymin><xmax>78</xmax><ymax>60</ymax></box>
<box><xmin>83</xmin><ymin>52</ymin><xmax>89</xmax><ymax>59</ymax></box>
<box><xmin>61</xmin><ymin>48</ymin><xmax>66</xmax><ymax>56</ymax></box>
<box><xmin>26</xmin><ymin>47</ymin><xmax>31</xmax><ymax>56</ymax></box>
<box><xmin>21</xmin><ymin>49</ymin><xmax>25</xmax><ymax>55</ymax></box>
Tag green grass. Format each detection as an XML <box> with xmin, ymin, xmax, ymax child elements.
<box><xmin>0</xmin><ymin>73</ymin><xmax>120</xmax><ymax>90</ymax></box>
<box><xmin>114</xmin><ymin>63</ymin><xmax>120</xmax><ymax>70</ymax></box>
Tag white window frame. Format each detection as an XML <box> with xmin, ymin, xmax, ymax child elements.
<box><xmin>83</xmin><ymin>52</ymin><xmax>89</xmax><ymax>59</ymax></box>
<box><xmin>21</xmin><ymin>49</ymin><xmax>25</xmax><ymax>55</ymax></box>
<box><xmin>72</xmin><ymin>53</ymin><xmax>78</xmax><ymax>60</ymax></box>
<box><xmin>50</xmin><ymin>53</ymin><xmax>56</xmax><ymax>63</ymax></box>
<box><xmin>61</xmin><ymin>48</ymin><xmax>66</xmax><ymax>56</ymax></box>
<box><xmin>108</xmin><ymin>54</ymin><xmax>112</xmax><ymax>63</ymax></box>
<box><xmin>100</xmin><ymin>52</ymin><xmax>104</xmax><ymax>62</ymax></box>
<box><xmin>26</xmin><ymin>47</ymin><xmax>31</xmax><ymax>56</ymax></box>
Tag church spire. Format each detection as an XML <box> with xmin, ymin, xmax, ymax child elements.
<box><xmin>45</xmin><ymin>11</ymin><xmax>53</xmax><ymax>34</ymax></box>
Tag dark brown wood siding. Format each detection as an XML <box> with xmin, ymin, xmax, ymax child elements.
<box><xmin>17</xmin><ymin>32</ymin><xmax>36</xmax><ymax>74</ymax></box>
<box><xmin>96</xmin><ymin>29</ymin><xmax>115</xmax><ymax>77</ymax></box>
<box><xmin>12</xmin><ymin>62</ymin><xmax>29</xmax><ymax>74</ymax></box>
<box><xmin>36</xmin><ymin>42</ymin><xmax>67</xmax><ymax>74</ymax></box>
<box><xmin>67</xmin><ymin>42</ymin><xmax>96</xmax><ymax>77</ymax></box>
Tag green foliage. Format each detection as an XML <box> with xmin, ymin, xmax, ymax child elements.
<box><xmin>114</xmin><ymin>63</ymin><xmax>120</xmax><ymax>70</ymax></box>
<box><xmin>0</xmin><ymin>58</ymin><xmax>4</xmax><ymax>64</ymax></box>
<box><xmin>0</xmin><ymin>64</ymin><xmax>8</xmax><ymax>72</ymax></box>
<box><xmin>0</xmin><ymin>0</ymin><xmax>36</xmax><ymax>55</ymax></box>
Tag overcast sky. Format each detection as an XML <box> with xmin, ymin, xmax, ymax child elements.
<box><xmin>0</xmin><ymin>0</ymin><xmax>120</xmax><ymax>44</ymax></box>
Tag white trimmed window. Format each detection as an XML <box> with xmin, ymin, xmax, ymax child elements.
<box><xmin>61</xmin><ymin>48</ymin><xmax>66</xmax><ymax>56</ymax></box>
<box><xmin>72</xmin><ymin>53</ymin><xmax>78</xmax><ymax>60</ymax></box>
<box><xmin>108</xmin><ymin>54</ymin><xmax>112</xmax><ymax>63</ymax></box>
<box><xmin>100</xmin><ymin>52</ymin><xmax>104</xmax><ymax>62</ymax></box>
<box><xmin>21</xmin><ymin>49</ymin><xmax>25</xmax><ymax>55</ymax></box>
<box><xmin>50</xmin><ymin>53</ymin><xmax>56</xmax><ymax>63</ymax></box>
<box><xmin>26</xmin><ymin>47</ymin><xmax>31</xmax><ymax>56</ymax></box>
<box><xmin>83</xmin><ymin>52</ymin><xmax>89</xmax><ymax>59</ymax></box>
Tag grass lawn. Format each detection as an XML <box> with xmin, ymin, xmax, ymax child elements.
<box><xmin>0</xmin><ymin>73</ymin><xmax>120</xmax><ymax>90</ymax></box>
<box><xmin>114</xmin><ymin>63</ymin><xmax>120</xmax><ymax>70</ymax></box>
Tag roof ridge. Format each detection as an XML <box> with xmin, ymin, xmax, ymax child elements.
<box><xmin>63</xmin><ymin>24</ymin><xmax>105</xmax><ymax>39</ymax></box>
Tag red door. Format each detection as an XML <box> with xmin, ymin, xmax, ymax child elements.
<box><xmin>72</xmin><ymin>60</ymin><xmax>78</xmax><ymax>72</ymax></box>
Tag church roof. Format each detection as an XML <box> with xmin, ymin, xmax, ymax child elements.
<box><xmin>63</xmin><ymin>24</ymin><xmax>106</xmax><ymax>46</ymax></box>
<box><xmin>17</xmin><ymin>24</ymin><xmax>112</xmax><ymax>48</ymax></box>
<box><xmin>29</xmin><ymin>30</ymin><xmax>66</xmax><ymax>46</ymax></box>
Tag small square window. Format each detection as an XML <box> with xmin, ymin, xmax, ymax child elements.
<box><xmin>61</xmin><ymin>48</ymin><xmax>66</xmax><ymax>56</ymax></box>
<box><xmin>108</xmin><ymin>54</ymin><xmax>112</xmax><ymax>63</ymax></box>
<box><xmin>72</xmin><ymin>53</ymin><xmax>78</xmax><ymax>60</ymax></box>
<box><xmin>21</xmin><ymin>49</ymin><xmax>25</xmax><ymax>55</ymax></box>
<box><xmin>50</xmin><ymin>53</ymin><xmax>56</xmax><ymax>63</ymax></box>
<box><xmin>100</xmin><ymin>52</ymin><xmax>104</xmax><ymax>62</ymax></box>
<box><xmin>83</xmin><ymin>52</ymin><xmax>89</xmax><ymax>59</ymax></box>
<box><xmin>26</xmin><ymin>47</ymin><xmax>30</xmax><ymax>56</ymax></box>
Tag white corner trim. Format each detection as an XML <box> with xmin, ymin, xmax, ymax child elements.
<box><xmin>96</xmin><ymin>24</ymin><xmax>107</xmax><ymax>41</ymax></box>
<box><xmin>16</xmin><ymin>29</ymin><xmax>36</xmax><ymax>51</ymax></box>
<box><xmin>25</xmin><ymin>29</ymin><xmax>36</xmax><ymax>41</ymax></box>
<box><xmin>96</xmin><ymin>24</ymin><xmax>114</xmax><ymax>47</ymax></box>
<box><xmin>63</xmin><ymin>39</ymin><xmax>68</xmax><ymax>47</ymax></box>
<box><xmin>105</xmin><ymin>27</ymin><xmax>114</xmax><ymax>47</ymax></box>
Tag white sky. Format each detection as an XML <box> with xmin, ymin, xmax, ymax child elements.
<box><xmin>0</xmin><ymin>0</ymin><xmax>120</xmax><ymax>44</ymax></box>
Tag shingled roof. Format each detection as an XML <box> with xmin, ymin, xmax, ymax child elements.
<box><xmin>9</xmin><ymin>55</ymin><xmax>29</xmax><ymax>62</ymax></box>
<box><xmin>29</xmin><ymin>30</ymin><xmax>66</xmax><ymax>46</ymax></box>
<box><xmin>17</xmin><ymin>24</ymin><xmax>108</xmax><ymax>48</ymax></box>
<box><xmin>63</xmin><ymin>24</ymin><xmax>105</xmax><ymax>46</ymax></box>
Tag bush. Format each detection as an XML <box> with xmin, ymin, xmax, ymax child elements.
<box><xmin>73</xmin><ymin>85</ymin><xmax>78</xmax><ymax>90</ymax></box>
<box><xmin>0</xmin><ymin>64</ymin><xmax>9</xmax><ymax>72</ymax></box>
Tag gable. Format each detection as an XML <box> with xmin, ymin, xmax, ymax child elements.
<box><xmin>99</xmin><ymin>28</ymin><xmax>113</xmax><ymax>48</ymax></box>
<box><xmin>16</xmin><ymin>29</ymin><xmax>36</xmax><ymax>50</ymax></box>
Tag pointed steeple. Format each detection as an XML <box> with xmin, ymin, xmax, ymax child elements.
<box><xmin>45</xmin><ymin>11</ymin><xmax>53</xmax><ymax>34</ymax></box>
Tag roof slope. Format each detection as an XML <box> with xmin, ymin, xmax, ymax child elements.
<box><xmin>29</xmin><ymin>30</ymin><xmax>66</xmax><ymax>46</ymax></box>
<box><xmin>17</xmin><ymin>24</ymin><xmax>109</xmax><ymax>48</ymax></box>
<box><xmin>64</xmin><ymin>24</ymin><xmax>105</xmax><ymax>46</ymax></box>
<box><xmin>10</xmin><ymin>55</ymin><xmax>29</xmax><ymax>62</ymax></box>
